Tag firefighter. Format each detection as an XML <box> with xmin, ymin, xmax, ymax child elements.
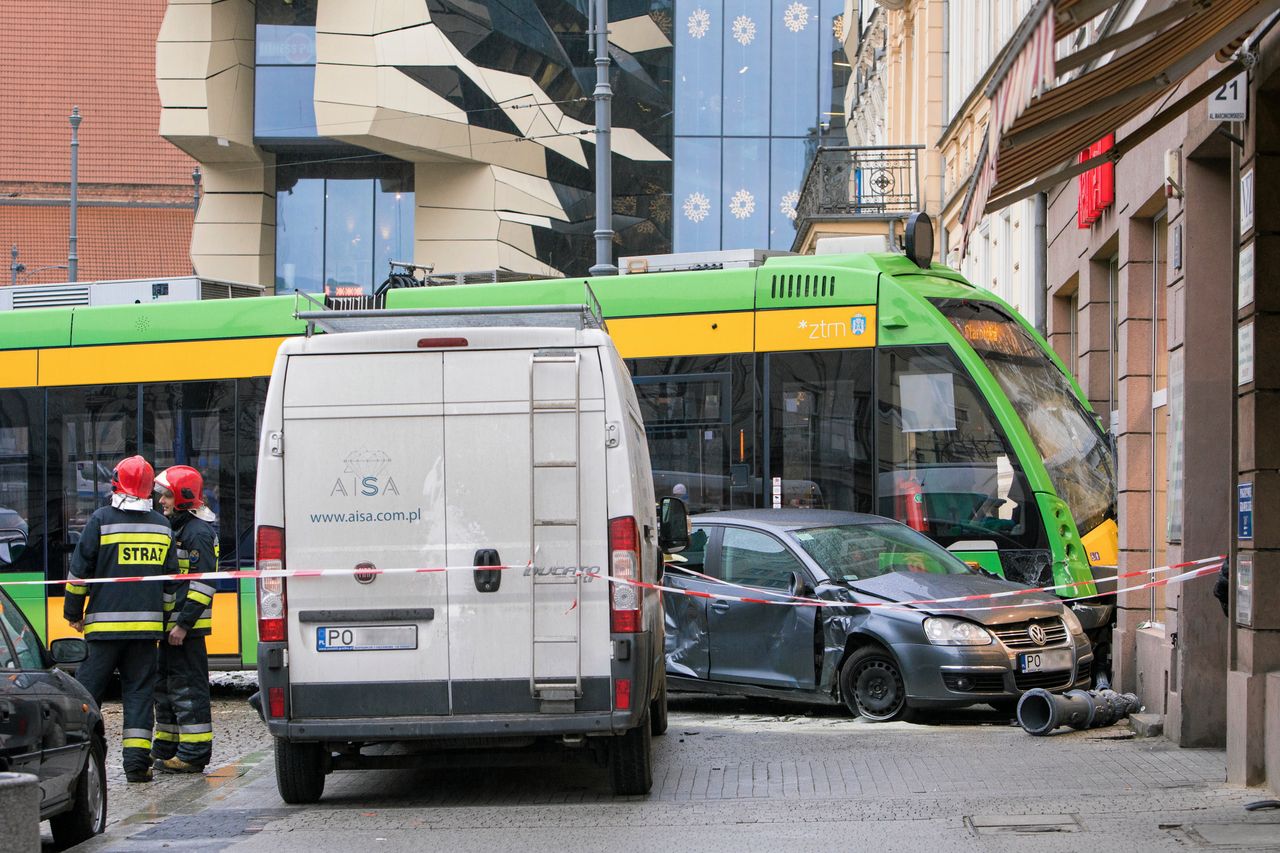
<box><xmin>65</xmin><ymin>455</ymin><xmax>175</xmax><ymax>783</ymax></box>
<box><xmin>152</xmin><ymin>465</ymin><xmax>218</xmax><ymax>774</ymax></box>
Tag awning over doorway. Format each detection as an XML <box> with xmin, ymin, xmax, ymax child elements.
<box><xmin>961</xmin><ymin>0</ymin><xmax>1276</xmax><ymax>243</ymax></box>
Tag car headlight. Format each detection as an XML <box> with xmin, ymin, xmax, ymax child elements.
<box><xmin>923</xmin><ymin>616</ymin><xmax>993</xmax><ymax>646</ymax></box>
<box><xmin>1061</xmin><ymin>606</ymin><xmax>1085</xmax><ymax>636</ymax></box>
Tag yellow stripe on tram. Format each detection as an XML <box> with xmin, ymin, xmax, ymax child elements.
<box><xmin>37</xmin><ymin>337</ymin><xmax>288</xmax><ymax>387</ymax></box>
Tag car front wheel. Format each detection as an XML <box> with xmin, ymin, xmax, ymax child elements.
<box><xmin>840</xmin><ymin>647</ymin><xmax>913</xmax><ymax>722</ymax></box>
<box><xmin>50</xmin><ymin>732</ymin><xmax>107</xmax><ymax>849</ymax></box>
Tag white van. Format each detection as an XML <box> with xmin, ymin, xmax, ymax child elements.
<box><xmin>253</xmin><ymin>294</ymin><xmax>687</xmax><ymax>801</ymax></box>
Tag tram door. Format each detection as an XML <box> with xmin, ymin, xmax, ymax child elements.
<box><xmin>763</xmin><ymin>351</ymin><xmax>875</xmax><ymax>514</ymax></box>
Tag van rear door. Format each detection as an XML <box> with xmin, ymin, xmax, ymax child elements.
<box><xmin>281</xmin><ymin>352</ymin><xmax>451</xmax><ymax>718</ymax></box>
<box><xmin>442</xmin><ymin>347</ymin><xmax>613</xmax><ymax>714</ymax></box>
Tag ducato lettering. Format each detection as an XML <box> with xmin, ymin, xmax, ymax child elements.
<box><xmin>119</xmin><ymin>543</ymin><xmax>167</xmax><ymax>564</ymax></box>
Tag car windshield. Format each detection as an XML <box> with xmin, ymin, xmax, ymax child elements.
<box><xmin>789</xmin><ymin>523</ymin><xmax>976</xmax><ymax>581</ymax></box>
<box><xmin>933</xmin><ymin>299</ymin><xmax>1117</xmax><ymax>536</ymax></box>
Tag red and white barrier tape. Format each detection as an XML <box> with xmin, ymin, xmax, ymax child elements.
<box><xmin>1</xmin><ymin>555</ymin><xmax>1225</xmax><ymax>615</ymax></box>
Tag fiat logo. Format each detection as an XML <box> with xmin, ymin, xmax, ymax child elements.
<box><xmin>354</xmin><ymin>561</ymin><xmax>377</xmax><ymax>584</ymax></box>
<box><xmin>1027</xmin><ymin>623</ymin><xmax>1047</xmax><ymax>646</ymax></box>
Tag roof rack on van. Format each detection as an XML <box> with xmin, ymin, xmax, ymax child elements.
<box><xmin>292</xmin><ymin>285</ymin><xmax>606</xmax><ymax>336</ymax></box>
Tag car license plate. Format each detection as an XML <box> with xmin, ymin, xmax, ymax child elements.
<box><xmin>1019</xmin><ymin>649</ymin><xmax>1072</xmax><ymax>673</ymax></box>
<box><xmin>316</xmin><ymin>625</ymin><xmax>417</xmax><ymax>652</ymax></box>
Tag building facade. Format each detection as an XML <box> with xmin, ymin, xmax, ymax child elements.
<box><xmin>1044</xmin><ymin>31</ymin><xmax>1280</xmax><ymax>791</ymax></box>
<box><xmin>159</xmin><ymin>0</ymin><xmax>850</xmax><ymax>292</ymax></box>
<box><xmin>0</xmin><ymin>2</ymin><xmax>197</xmax><ymax>287</ymax></box>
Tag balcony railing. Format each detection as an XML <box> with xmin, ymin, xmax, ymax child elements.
<box><xmin>793</xmin><ymin>145</ymin><xmax>924</xmax><ymax>229</ymax></box>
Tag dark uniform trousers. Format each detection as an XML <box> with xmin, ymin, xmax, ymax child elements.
<box><xmin>76</xmin><ymin>639</ymin><xmax>159</xmax><ymax>774</ymax></box>
<box><xmin>153</xmin><ymin>635</ymin><xmax>212</xmax><ymax>765</ymax></box>
<box><xmin>153</xmin><ymin>512</ymin><xmax>218</xmax><ymax>766</ymax></box>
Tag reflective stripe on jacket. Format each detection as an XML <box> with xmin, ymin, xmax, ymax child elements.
<box><xmin>64</xmin><ymin>506</ymin><xmax>174</xmax><ymax>641</ymax></box>
<box><xmin>165</xmin><ymin>513</ymin><xmax>218</xmax><ymax>636</ymax></box>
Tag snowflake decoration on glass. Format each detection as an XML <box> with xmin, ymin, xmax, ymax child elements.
<box><xmin>683</xmin><ymin>191</ymin><xmax>712</xmax><ymax>223</ymax></box>
<box><xmin>687</xmin><ymin>8</ymin><xmax>711</xmax><ymax>39</ymax></box>
<box><xmin>780</xmin><ymin>190</ymin><xmax>800</xmax><ymax>221</ymax></box>
<box><xmin>732</xmin><ymin>15</ymin><xmax>756</xmax><ymax>45</ymax></box>
<box><xmin>783</xmin><ymin>2</ymin><xmax>810</xmax><ymax>33</ymax></box>
<box><xmin>729</xmin><ymin>189</ymin><xmax>755</xmax><ymax>220</ymax></box>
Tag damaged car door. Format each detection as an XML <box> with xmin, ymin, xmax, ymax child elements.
<box><xmin>708</xmin><ymin>527</ymin><xmax>818</xmax><ymax>689</ymax></box>
<box><xmin>663</xmin><ymin>525</ymin><xmax>716</xmax><ymax>679</ymax></box>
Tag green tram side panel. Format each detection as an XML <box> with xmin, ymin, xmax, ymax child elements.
<box><xmin>753</xmin><ymin>253</ymin><xmax>881</xmax><ymax>308</ymax></box>
<box><xmin>388</xmin><ymin>268</ymin><xmax>757</xmax><ymax>319</ymax></box>
<box><xmin>0</xmin><ymin>308</ymin><xmax>74</xmax><ymax>350</ymax></box>
<box><xmin>5</xmin><ymin>574</ymin><xmax>47</xmax><ymax>641</ymax></box>
<box><xmin>68</xmin><ymin>295</ymin><xmax>307</xmax><ymax>346</ymax></box>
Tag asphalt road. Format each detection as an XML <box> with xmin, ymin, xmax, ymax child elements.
<box><xmin>59</xmin><ymin>690</ymin><xmax>1280</xmax><ymax>853</ymax></box>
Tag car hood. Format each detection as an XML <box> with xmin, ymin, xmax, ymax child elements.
<box><xmin>846</xmin><ymin>572</ymin><xmax>1063</xmax><ymax>625</ymax></box>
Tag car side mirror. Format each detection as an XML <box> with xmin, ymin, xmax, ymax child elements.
<box><xmin>50</xmin><ymin>637</ymin><xmax>88</xmax><ymax>665</ymax></box>
<box><xmin>787</xmin><ymin>571</ymin><xmax>811</xmax><ymax>599</ymax></box>
<box><xmin>658</xmin><ymin>496</ymin><xmax>690</xmax><ymax>554</ymax></box>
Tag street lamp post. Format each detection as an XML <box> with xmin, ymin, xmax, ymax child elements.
<box><xmin>192</xmin><ymin>167</ymin><xmax>202</xmax><ymax>275</ymax></box>
<box><xmin>588</xmin><ymin>0</ymin><xmax>617</xmax><ymax>276</ymax></box>
<box><xmin>10</xmin><ymin>246</ymin><xmax>24</xmax><ymax>288</ymax></box>
<box><xmin>68</xmin><ymin>107</ymin><xmax>81</xmax><ymax>283</ymax></box>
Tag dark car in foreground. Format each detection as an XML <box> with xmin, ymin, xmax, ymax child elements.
<box><xmin>0</xmin><ymin>585</ymin><xmax>106</xmax><ymax>848</ymax></box>
<box><xmin>663</xmin><ymin>510</ymin><xmax>1093</xmax><ymax>721</ymax></box>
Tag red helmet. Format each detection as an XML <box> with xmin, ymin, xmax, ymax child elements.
<box><xmin>111</xmin><ymin>456</ymin><xmax>155</xmax><ymax>499</ymax></box>
<box><xmin>156</xmin><ymin>465</ymin><xmax>204</xmax><ymax>512</ymax></box>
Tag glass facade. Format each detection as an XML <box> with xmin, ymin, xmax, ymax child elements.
<box><xmin>253</xmin><ymin>0</ymin><xmax>843</xmax><ymax>276</ymax></box>
<box><xmin>673</xmin><ymin>0</ymin><xmax>844</xmax><ymax>252</ymax></box>
<box><xmin>254</xmin><ymin>1</ymin><xmax>318</xmax><ymax>139</ymax></box>
<box><xmin>275</xmin><ymin>160</ymin><xmax>415</xmax><ymax>296</ymax></box>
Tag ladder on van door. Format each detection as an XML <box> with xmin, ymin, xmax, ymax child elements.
<box><xmin>529</xmin><ymin>350</ymin><xmax>584</xmax><ymax>711</ymax></box>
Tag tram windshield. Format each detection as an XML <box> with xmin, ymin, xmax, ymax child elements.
<box><xmin>934</xmin><ymin>299</ymin><xmax>1116</xmax><ymax>537</ymax></box>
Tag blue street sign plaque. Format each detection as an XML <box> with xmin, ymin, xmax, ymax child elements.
<box><xmin>1238</xmin><ymin>482</ymin><xmax>1253</xmax><ymax>540</ymax></box>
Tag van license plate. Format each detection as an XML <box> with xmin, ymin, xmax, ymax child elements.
<box><xmin>1019</xmin><ymin>650</ymin><xmax>1072</xmax><ymax>673</ymax></box>
<box><xmin>316</xmin><ymin>625</ymin><xmax>417</xmax><ymax>652</ymax></box>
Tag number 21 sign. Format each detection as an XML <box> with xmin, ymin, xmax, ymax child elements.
<box><xmin>1209</xmin><ymin>72</ymin><xmax>1247</xmax><ymax>122</ymax></box>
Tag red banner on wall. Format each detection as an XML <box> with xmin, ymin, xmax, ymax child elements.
<box><xmin>1077</xmin><ymin>133</ymin><xmax>1115</xmax><ymax>229</ymax></box>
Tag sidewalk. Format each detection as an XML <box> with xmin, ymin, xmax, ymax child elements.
<box><xmin>67</xmin><ymin>697</ymin><xmax>1280</xmax><ymax>852</ymax></box>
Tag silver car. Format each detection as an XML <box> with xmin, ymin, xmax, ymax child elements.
<box><xmin>663</xmin><ymin>510</ymin><xmax>1094</xmax><ymax>721</ymax></box>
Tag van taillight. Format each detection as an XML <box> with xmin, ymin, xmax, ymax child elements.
<box><xmin>256</xmin><ymin>526</ymin><xmax>288</xmax><ymax>643</ymax></box>
<box><xmin>609</xmin><ymin>516</ymin><xmax>641</xmax><ymax>633</ymax></box>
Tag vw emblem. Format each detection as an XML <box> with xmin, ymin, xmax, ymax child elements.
<box><xmin>1027</xmin><ymin>623</ymin><xmax>1047</xmax><ymax>646</ymax></box>
<box><xmin>354</xmin><ymin>561</ymin><xmax>377</xmax><ymax>584</ymax></box>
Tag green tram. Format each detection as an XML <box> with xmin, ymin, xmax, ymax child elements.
<box><xmin>0</xmin><ymin>247</ymin><xmax>1117</xmax><ymax>668</ymax></box>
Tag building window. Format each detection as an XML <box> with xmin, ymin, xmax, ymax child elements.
<box><xmin>1150</xmin><ymin>214</ymin><xmax>1171</xmax><ymax>621</ymax></box>
<box><xmin>275</xmin><ymin>160</ymin><xmax>415</xmax><ymax>296</ymax></box>
<box><xmin>255</xmin><ymin>0</ymin><xmax>318</xmax><ymax>139</ymax></box>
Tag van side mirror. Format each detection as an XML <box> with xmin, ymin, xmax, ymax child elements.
<box><xmin>658</xmin><ymin>497</ymin><xmax>690</xmax><ymax>554</ymax></box>
<box><xmin>50</xmin><ymin>637</ymin><xmax>88</xmax><ymax>665</ymax></box>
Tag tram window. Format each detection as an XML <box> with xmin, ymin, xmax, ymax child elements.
<box><xmin>766</xmin><ymin>350</ymin><xmax>874</xmax><ymax>514</ymax></box>
<box><xmin>877</xmin><ymin>346</ymin><xmax>1046</xmax><ymax>552</ymax></box>
<box><xmin>48</xmin><ymin>386</ymin><xmax>139</xmax><ymax>585</ymax></box>
<box><xmin>0</xmin><ymin>391</ymin><xmax>43</xmax><ymax>575</ymax></box>
<box><xmin>146</xmin><ymin>381</ymin><xmax>239</xmax><ymax>576</ymax></box>
<box><xmin>237</xmin><ymin>379</ymin><xmax>270</xmax><ymax>569</ymax></box>
<box><xmin>629</xmin><ymin>355</ymin><xmax>756</xmax><ymax>514</ymax></box>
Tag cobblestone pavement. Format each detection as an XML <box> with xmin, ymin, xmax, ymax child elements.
<box><xmin>61</xmin><ymin>692</ymin><xmax>1280</xmax><ymax>852</ymax></box>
